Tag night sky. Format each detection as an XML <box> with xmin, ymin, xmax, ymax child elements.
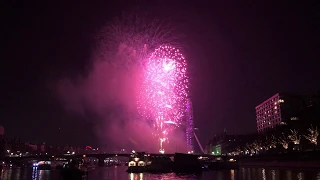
<box><xmin>2</xmin><ymin>0</ymin><xmax>319</xmax><ymax>149</ymax></box>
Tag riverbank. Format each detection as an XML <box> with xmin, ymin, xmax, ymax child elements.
<box><xmin>238</xmin><ymin>151</ymin><xmax>320</xmax><ymax>170</ymax></box>
<box><xmin>239</xmin><ymin>160</ymin><xmax>320</xmax><ymax>170</ymax></box>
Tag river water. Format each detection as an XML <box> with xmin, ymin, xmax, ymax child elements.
<box><xmin>1</xmin><ymin>166</ymin><xmax>320</xmax><ymax>180</ymax></box>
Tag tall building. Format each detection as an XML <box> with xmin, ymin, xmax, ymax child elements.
<box><xmin>255</xmin><ymin>93</ymin><xmax>303</xmax><ymax>133</ymax></box>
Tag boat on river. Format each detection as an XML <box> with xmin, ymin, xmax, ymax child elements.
<box><xmin>60</xmin><ymin>158</ymin><xmax>88</xmax><ymax>180</ymax></box>
<box><xmin>146</xmin><ymin>155</ymin><xmax>173</xmax><ymax>173</ymax></box>
<box><xmin>126</xmin><ymin>151</ymin><xmax>174</xmax><ymax>173</ymax></box>
<box><xmin>126</xmin><ymin>151</ymin><xmax>150</xmax><ymax>173</ymax></box>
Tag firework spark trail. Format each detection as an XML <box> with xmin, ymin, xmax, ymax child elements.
<box><xmin>138</xmin><ymin>45</ymin><xmax>188</xmax><ymax>153</ymax></box>
<box><xmin>97</xmin><ymin>11</ymin><xmax>180</xmax><ymax>67</ymax></box>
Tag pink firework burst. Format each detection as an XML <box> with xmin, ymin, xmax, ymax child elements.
<box><xmin>138</xmin><ymin>45</ymin><xmax>188</xmax><ymax>153</ymax></box>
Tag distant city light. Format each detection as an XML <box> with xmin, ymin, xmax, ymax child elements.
<box><xmin>187</xmin><ymin>151</ymin><xmax>194</xmax><ymax>154</ymax></box>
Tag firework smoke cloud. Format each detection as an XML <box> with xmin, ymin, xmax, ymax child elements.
<box><xmin>56</xmin><ymin>10</ymin><xmax>189</xmax><ymax>153</ymax></box>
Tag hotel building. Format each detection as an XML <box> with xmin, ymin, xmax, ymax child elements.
<box><xmin>255</xmin><ymin>93</ymin><xmax>302</xmax><ymax>133</ymax></box>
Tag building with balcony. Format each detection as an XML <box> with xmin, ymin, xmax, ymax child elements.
<box><xmin>255</xmin><ymin>92</ymin><xmax>306</xmax><ymax>133</ymax></box>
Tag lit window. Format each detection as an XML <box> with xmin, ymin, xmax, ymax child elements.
<box><xmin>274</xmin><ymin>106</ymin><xmax>277</xmax><ymax>109</ymax></box>
<box><xmin>279</xmin><ymin>99</ymin><xmax>284</xmax><ymax>103</ymax></box>
<box><xmin>290</xmin><ymin>117</ymin><xmax>299</xmax><ymax>121</ymax></box>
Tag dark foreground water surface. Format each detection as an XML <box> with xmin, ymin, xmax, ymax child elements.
<box><xmin>1</xmin><ymin>166</ymin><xmax>320</xmax><ymax>180</ymax></box>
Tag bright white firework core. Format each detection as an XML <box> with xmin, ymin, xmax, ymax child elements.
<box><xmin>163</xmin><ymin>59</ymin><xmax>176</xmax><ymax>72</ymax></box>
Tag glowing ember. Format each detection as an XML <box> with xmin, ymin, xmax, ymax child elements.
<box><xmin>138</xmin><ymin>45</ymin><xmax>188</xmax><ymax>152</ymax></box>
<box><xmin>159</xmin><ymin>149</ymin><xmax>165</xmax><ymax>154</ymax></box>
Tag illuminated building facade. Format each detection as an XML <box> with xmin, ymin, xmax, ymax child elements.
<box><xmin>255</xmin><ymin>92</ymin><xmax>304</xmax><ymax>133</ymax></box>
